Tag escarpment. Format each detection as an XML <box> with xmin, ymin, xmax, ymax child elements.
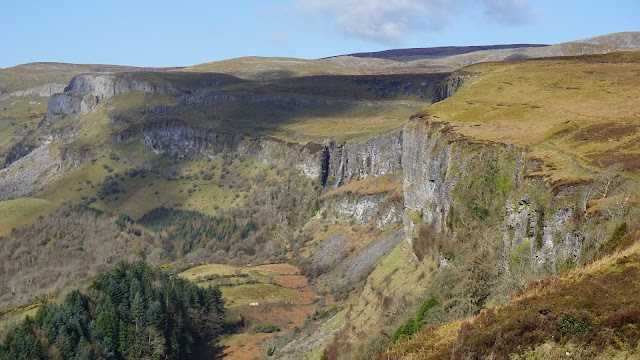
<box><xmin>140</xmin><ymin>119</ymin><xmax>326</xmax><ymax>179</ymax></box>
<box><xmin>41</xmin><ymin>73</ymin><xmax>178</xmax><ymax>125</ymax></box>
<box><xmin>402</xmin><ymin>117</ymin><xmax>587</xmax><ymax>266</ymax></box>
<box><xmin>6</xmin><ymin>68</ymin><xmax>590</xmax><ymax>267</ymax></box>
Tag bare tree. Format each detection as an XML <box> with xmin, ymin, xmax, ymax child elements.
<box><xmin>593</xmin><ymin>163</ymin><xmax>624</xmax><ymax>199</ymax></box>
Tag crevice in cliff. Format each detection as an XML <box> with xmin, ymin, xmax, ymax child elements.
<box><xmin>320</xmin><ymin>146</ymin><xmax>331</xmax><ymax>186</ymax></box>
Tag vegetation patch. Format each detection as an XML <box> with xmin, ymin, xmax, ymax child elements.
<box><xmin>380</xmin><ymin>234</ymin><xmax>640</xmax><ymax>359</ymax></box>
<box><xmin>0</xmin><ymin>261</ymin><xmax>225</xmax><ymax>359</ymax></box>
<box><xmin>322</xmin><ymin>174</ymin><xmax>403</xmax><ymax>199</ymax></box>
<box><xmin>420</xmin><ymin>51</ymin><xmax>640</xmax><ymax>183</ymax></box>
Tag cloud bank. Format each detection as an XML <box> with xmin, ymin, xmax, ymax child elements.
<box><xmin>295</xmin><ymin>0</ymin><xmax>536</xmax><ymax>44</ymax></box>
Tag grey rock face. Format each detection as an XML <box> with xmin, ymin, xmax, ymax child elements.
<box><xmin>41</xmin><ymin>73</ymin><xmax>178</xmax><ymax>125</ymax></box>
<box><xmin>0</xmin><ymin>146</ymin><xmax>60</xmax><ymax>201</ymax></box>
<box><xmin>0</xmin><ymin>83</ymin><xmax>66</xmax><ymax>100</ymax></box>
<box><xmin>401</xmin><ymin>118</ymin><xmax>586</xmax><ymax>262</ymax></box>
<box><xmin>141</xmin><ymin>119</ymin><xmax>245</xmax><ymax>159</ymax></box>
<box><xmin>4</xmin><ymin>138</ymin><xmax>37</xmax><ymax>168</ymax></box>
<box><xmin>327</xmin><ymin>129</ymin><xmax>403</xmax><ymax>182</ymax></box>
<box><xmin>434</xmin><ymin>72</ymin><xmax>473</xmax><ymax>102</ymax></box>
<box><xmin>140</xmin><ymin>119</ymin><xmax>325</xmax><ymax>180</ymax></box>
<box><xmin>402</xmin><ymin>120</ymin><xmax>461</xmax><ymax>235</ymax></box>
<box><xmin>321</xmin><ymin>194</ymin><xmax>402</xmax><ymax>229</ymax></box>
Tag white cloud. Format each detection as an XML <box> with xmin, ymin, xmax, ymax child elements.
<box><xmin>483</xmin><ymin>0</ymin><xmax>536</xmax><ymax>25</ymax></box>
<box><xmin>294</xmin><ymin>0</ymin><xmax>535</xmax><ymax>44</ymax></box>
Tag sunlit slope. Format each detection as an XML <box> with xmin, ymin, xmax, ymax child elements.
<box><xmin>0</xmin><ymin>62</ymin><xmax>177</xmax><ymax>93</ymax></box>
<box><xmin>381</xmin><ymin>231</ymin><xmax>640</xmax><ymax>359</ymax></box>
<box><xmin>419</xmin><ymin>51</ymin><xmax>640</xmax><ymax>185</ymax></box>
<box><xmin>0</xmin><ymin>198</ymin><xmax>57</xmax><ymax>236</ymax></box>
<box><xmin>183</xmin><ymin>56</ymin><xmax>419</xmax><ymax>80</ymax></box>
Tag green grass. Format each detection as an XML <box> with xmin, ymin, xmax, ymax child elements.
<box><xmin>179</xmin><ymin>264</ymin><xmax>241</xmax><ymax>280</ymax></box>
<box><xmin>178</xmin><ymin>263</ymin><xmax>305</xmax><ymax>308</ymax></box>
<box><xmin>341</xmin><ymin>241</ymin><xmax>434</xmax><ymax>348</ymax></box>
<box><xmin>0</xmin><ymin>198</ymin><xmax>57</xmax><ymax>235</ymax></box>
<box><xmin>0</xmin><ymin>95</ymin><xmax>47</xmax><ymax>155</ymax></box>
<box><xmin>300</xmin><ymin>308</ymin><xmax>348</xmax><ymax>360</ymax></box>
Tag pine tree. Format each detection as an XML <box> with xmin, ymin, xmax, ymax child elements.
<box><xmin>131</xmin><ymin>291</ymin><xmax>146</xmax><ymax>332</ymax></box>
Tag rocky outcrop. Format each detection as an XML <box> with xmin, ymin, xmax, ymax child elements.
<box><xmin>321</xmin><ymin>193</ymin><xmax>402</xmax><ymax>228</ymax></box>
<box><xmin>402</xmin><ymin>118</ymin><xmax>586</xmax><ymax>263</ymax></box>
<box><xmin>140</xmin><ymin>119</ymin><xmax>326</xmax><ymax>179</ymax></box>
<box><xmin>141</xmin><ymin>119</ymin><xmax>245</xmax><ymax>159</ymax></box>
<box><xmin>434</xmin><ymin>72</ymin><xmax>473</xmax><ymax>102</ymax></box>
<box><xmin>4</xmin><ymin>138</ymin><xmax>37</xmax><ymax>168</ymax></box>
<box><xmin>256</xmin><ymin>138</ymin><xmax>325</xmax><ymax>179</ymax></box>
<box><xmin>0</xmin><ymin>83</ymin><xmax>66</xmax><ymax>100</ymax></box>
<box><xmin>504</xmin><ymin>199</ymin><xmax>584</xmax><ymax>263</ymax></box>
<box><xmin>41</xmin><ymin>73</ymin><xmax>179</xmax><ymax>125</ymax></box>
<box><xmin>0</xmin><ymin>145</ymin><xmax>61</xmax><ymax>201</ymax></box>
<box><xmin>402</xmin><ymin>121</ymin><xmax>463</xmax><ymax>234</ymax></box>
<box><xmin>327</xmin><ymin>129</ymin><xmax>404</xmax><ymax>184</ymax></box>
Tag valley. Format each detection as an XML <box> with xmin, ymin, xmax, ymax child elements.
<box><xmin>1</xmin><ymin>31</ymin><xmax>640</xmax><ymax>359</ymax></box>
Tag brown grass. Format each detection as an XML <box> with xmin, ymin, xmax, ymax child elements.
<box><xmin>276</xmin><ymin>275</ymin><xmax>308</xmax><ymax>289</ymax></box>
<box><xmin>219</xmin><ymin>333</ymin><xmax>270</xmax><ymax>360</ymax></box>
<box><xmin>322</xmin><ymin>174</ymin><xmax>403</xmax><ymax>199</ymax></box>
<box><xmin>420</xmin><ymin>51</ymin><xmax>640</xmax><ymax>184</ymax></box>
<box><xmin>256</xmin><ymin>263</ymin><xmax>300</xmax><ymax>275</ymax></box>
<box><xmin>381</xmin><ymin>233</ymin><xmax>640</xmax><ymax>359</ymax></box>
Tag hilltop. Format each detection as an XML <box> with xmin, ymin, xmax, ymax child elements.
<box><xmin>334</xmin><ymin>44</ymin><xmax>549</xmax><ymax>62</ymax></box>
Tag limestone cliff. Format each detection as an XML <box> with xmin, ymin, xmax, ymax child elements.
<box><xmin>327</xmin><ymin>130</ymin><xmax>403</xmax><ymax>184</ymax></box>
<box><xmin>41</xmin><ymin>73</ymin><xmax>178</xmax><ymax>125</ymax></box>
<box><xmin>401</xmin><ymin>118</ymin><xmax>585</xmax><ymax>265</ymax></box>
<box><xmin>140</xmin><ymin>119</ymin><xmax>326</xmax><ymax>180</ymax></box>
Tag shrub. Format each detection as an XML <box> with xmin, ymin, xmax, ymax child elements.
<box><xmin>115</xmin><ymin>213</ymin><xmax>132</xmax><ymax>230</ymax></box>
<box><xmin>391</xmin><ymin>296</ymin><xmax>440</xmax><ymax>343</ymax></box>
<box><xmin>601</xmin><ymin>222</ymin><xmax>628</xmax><ymax>251</ymax></box>
<box><xmin>556</xmin><ymin>312</ymin><xmax>587</xmax><ymax>337</ymax></box>
<box><xmin>253</xmin><ymin>324</ymin><xmax>280</xmax><ymax>333</ymax></box>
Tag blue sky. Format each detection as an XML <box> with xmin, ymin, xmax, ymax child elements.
<box><xmin>0</xmin><ymin>0</ymin><xmax>638</xmax><ymax>68</ymax></box>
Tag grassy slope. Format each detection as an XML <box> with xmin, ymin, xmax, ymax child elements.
<box><xmin>381</xmin><ymin>232</ymin><xmax>640</xmax><ymax>359</ymax></box>
<box><xmin>0</xmin><ymin>62</ymin><xmax>178</xmax><ymax>93</ymax></box>
<box><xmin>183</xmin><ymin>56</ymin><xmax>410</xmax><ymax>80</ymax></box>
<box><xmin>0</xmin><ymin>95</ymin><xmax>47</xmax><ymax>156</ymax></box>
<box><xmin>419</xmin><ymin>51</ymin><xmax>640</xmax><ymax>185</ymax></box>
<box><xmin>178</xmin><ymin>263</ymin><xmax>311</xmax><ymax>308</ymax></box>
<box><xmin>185</xmin><ymin>33</ymin><xmax>640</xmax><ymax>81</ymax></box>
<box><xmin>0</xmin><ymin>198</ymin><xmax>57</xmax><ymax>236</ymax></box>
<box><xmin>340</xmin><ymin>241</ymin><xmax>434</xmax><ymax>352</ymax></box>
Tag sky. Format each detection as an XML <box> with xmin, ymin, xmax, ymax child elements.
<box><xmin>0</xmin><ymin>0</ymin><xmax>638</xmax><ymax>68</ymax></box>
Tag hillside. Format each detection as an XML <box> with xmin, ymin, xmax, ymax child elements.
<box><xmin>1</xmin><ymin>32</ymin><xmax>640</xmax><ymax>360</ymax></box>
<box><xmin>380</xmin><ymin>230</ymin><xmax>640</xmax><ymax>359</ymax></box>
<box><xmin>421</xmin><ymin>51</ymin><xmax>640</xmax><ymax>185</ymax></box>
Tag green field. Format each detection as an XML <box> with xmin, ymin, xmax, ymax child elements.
<box><xmin>0</xmin><ymin>198</ymin><xmax>57</xmax><ymax>235</ymax></box>
<box><xmin>179</xmin><ymin>263</ymin><xmax>307</xmax><ymax>307</ymax></box>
